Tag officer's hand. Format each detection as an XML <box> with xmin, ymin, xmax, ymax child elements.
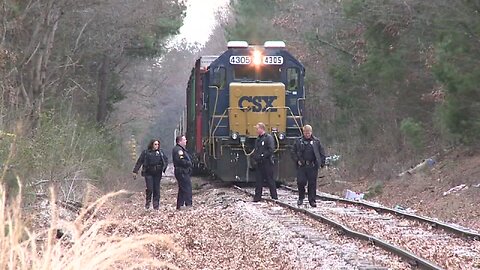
<box><xmin>132</xmin><ymin>173</ymin><xmax>137</xmax><ymax>180</ymax></box>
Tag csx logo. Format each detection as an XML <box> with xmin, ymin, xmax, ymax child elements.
<box><xmin>238</xmin><ymin>96</ymin><xmax>277</xmax><ymax>112</ymax></box>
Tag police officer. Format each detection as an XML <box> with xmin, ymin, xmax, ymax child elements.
<box><xmin>172</xmin><ymin>135</ymin><xmax>193</xmax><ymax>209</ymax></box>
<box><xmin>133</xmin><ymin>139</ymin><xmax>168</xmax><ymax>210</ymax></box>
<box><xmin>292</xmin><ymin>125</ymin><xmax>326</xmax><ymax>207</ymax></box>
<box><xmin>252</xmin><ymin>122</ymin><xmax>278</xmax><ymax>202</ymax></box>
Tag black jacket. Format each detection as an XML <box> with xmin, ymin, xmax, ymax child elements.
<box><xmin>253</xmin><ymin>133</ymin><xmax>275</xmax><ymax>164</ymax></box>
<box><xmin>133</xmin><ymin>149</ymin><xmax>168</xmax><ymax>175</ymax></box>
<box><xmin>172</xmin><ymin>144</ymin><xmax>192</xmax><ymax>169</ymax></box>
<box><xmin>292</xmin><ymin>135</ymin><xmax>326</xmax><ymax>167</ymax></box>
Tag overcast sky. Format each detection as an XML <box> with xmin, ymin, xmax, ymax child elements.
<box><xmin>170</xmin><ymin>0</ymin><xmax>229</xmax><ymax>46</ymax></box>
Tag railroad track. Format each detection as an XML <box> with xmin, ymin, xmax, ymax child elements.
<box><xmin>282</xmin><ymin>185</ymin><xmax>480</xmax><ymax>239</ymax></box>
<box><xmin>234</xmin><ymin>186</ymin><xmax>480</xmax><ymax>270</ymax></box>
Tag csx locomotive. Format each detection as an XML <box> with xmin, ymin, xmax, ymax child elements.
<box><xmin>177</xmin><ymin>41</ymin><xmax>305</xmax><ymax>182</ymax></box>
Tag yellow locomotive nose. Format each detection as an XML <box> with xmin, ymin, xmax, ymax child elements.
<box><xmin>229</xmin><ymin>82</ymin><xmax>286</xmax><ymax>137</ymax></box>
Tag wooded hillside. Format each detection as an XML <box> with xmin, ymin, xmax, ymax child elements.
<box><xmin>227</xmin><ymin>0</ymin><xmax>480</xmax><ymax>179</ymax></box>
<box><xmin>0</xmin><ymin>0</ymin><xmax>184</xmax><ymax>195</ymax></box>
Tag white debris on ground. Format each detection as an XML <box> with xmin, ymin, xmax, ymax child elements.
<box><xmin>443</xmin><ymin>184</ymin><xmax>468</xmax><ymax>196</ymax></box>
<box><xmin>28</xmin><ymin>198</ymin><xmax>78</xmax><ymax>232</ymax></box>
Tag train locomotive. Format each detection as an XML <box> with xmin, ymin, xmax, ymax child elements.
<box><xmin>177</xmin><ymin>41</ymin><xmax>305</xmax><ymax>183</ymax></box>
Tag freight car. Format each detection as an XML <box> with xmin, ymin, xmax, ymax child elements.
<box><xmin>177</xmin><ymin>41</ymin><xmax>305</xmax><ymax>183</ymax></box>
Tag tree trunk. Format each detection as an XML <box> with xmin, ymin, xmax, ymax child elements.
<box><xmin>20</xmin><ymin>0</ymin><xmax>61</xmax><ymax>131</ymax></box>
<box><xmin>96</xmin><ymin>54</ymin><xmax>109</xmax><ymax>123</ymax></box>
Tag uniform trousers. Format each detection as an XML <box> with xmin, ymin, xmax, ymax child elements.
<box><xmin>254</xmin><ymin>160</ymin><xmax>278</xmax><ymax>201</ymax></box>
<box><xmin>145</xmin><ymin>174</ymin><xmax>161</xmax><ymax>209</ymax></box>
<box><xmin>297</xmin><ymin>165</ymin><xmax>318</xmax><ymax>203</ymax></box>
<box><xmin>174</xmin><ymin>168</ymin><xmax>192</xmax><ymax>209</ymax></box>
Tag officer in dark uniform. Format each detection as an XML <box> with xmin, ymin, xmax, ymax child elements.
<box><xmin>252</xmin><ymin>122</ymin><xmax>278</xmax><ymax>202</ymax></box>
<box><xmin>172</xmin><ymin>135</ymin><xmax>193</xmax><ymax>209</ymax></box>
<box><xmin>292</xmin><ymin>125</ymin><xmax>326</xmax><ymax>207</ymax></box>
<box><xmin>133</xmin><ymin>139</ymin><xmax>168</xmax><ymax>210</ymax></box>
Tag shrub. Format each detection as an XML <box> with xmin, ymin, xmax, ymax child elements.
<box><xmin>11</xmin><ymin>112</ymin><xmax>122</xmax><ymax>201</ymax></box>
<box><xmin>400</xmin><ymin>118</ymin><xmax>425</xmax><ymax>152</ymax></box>
<box><xmin>364</xmin><ymin>181</ymin><xmax>384</xmax><ymax>199</ymax></box>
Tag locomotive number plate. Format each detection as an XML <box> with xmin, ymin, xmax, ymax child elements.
<box><xmin>229</xmin><ymin>55</ymin><xmax>251</xmax><ymax>65</ymax></box>
<box><xmin>263</xmin><ymin>56</ymin><xmax>284</xmax><ymax>65</ymax></box>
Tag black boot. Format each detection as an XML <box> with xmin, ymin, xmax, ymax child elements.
<box><xmin>297</xmin><ymin>197</ymin><xmax>304</xmax><ymax>206</ymax></box>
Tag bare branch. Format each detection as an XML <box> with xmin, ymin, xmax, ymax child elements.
<box><xmin>19</xmin><ymin>74</ymin><xmax>32</xmax><ymax>107</ymax></box>
<box><xmin>315</xmin><ymin>33</ymin><xmax>356</xmax><ymax>58</ymax></box>
<box><xmin>68</xmin><ymin>78</ymin><xmax>92</xmax><ymax>95</ymax></box>
<box><xmin>29</xmin><ymin>179</ymin><xmax>51</xmax><ymax>187</ymax></box>
<box><xmin>74</xmin><ymin>17</ymin><xmax>93</xmax><ymax>53</ymax></box>
<box><xmin>107</xmin><ymin>117</ymin><xmax>137</xmax><ymax>130</ymax></box>
<box><xmin>23</xmin><ymin>42</ymin><xmax>41</xmax><ymax>66</ymax></box>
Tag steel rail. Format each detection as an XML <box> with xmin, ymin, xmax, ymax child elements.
<box><xmin>281</xmin><ymin>185</ymin><xmax>480</xmax><ymax>239</ymax></box>
<box><xmin>234</xmin><ymin>185</ymin><xmax>444</xmax><ymax>270</ymax></box>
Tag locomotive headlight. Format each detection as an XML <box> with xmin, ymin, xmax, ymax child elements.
<box><xmin>279</xmin><ymin>133</ymin><xmax>286</xmax><ymax>140</ymax></box>
<box><xmin>252</xmin><ymin>50</ymin><xmax>262</xmax><ymax>66</ymax></box>
<box><xmin>231</xmin><ymin>132</ymin><xmax>239</xmax><ymax>140</ymax></box>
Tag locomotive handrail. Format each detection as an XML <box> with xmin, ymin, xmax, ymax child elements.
<box><xmin>273</xmin><ymin>132</ymin><xmax>280</xmax><ymax>153</ymax></box>
<box><xmin>210</xmin><ymin>109</ymin><xmax>228</xmax><ymax>160</ymax></box>
<box><xmin>208</xmin><ymin>86</ymin><xmax>220</xmax><ymax>160</ymax></box>
<box><xmin>241</xmin><ymin>142</ymin><xmax>255</xmax><ymax>156</ymax></box>
<box><xmin>296</xmin><ymin>97</ymin><xmax>305</xmax><ymax>127</ymax></box>
<box><xmin>265</xmin><ymin>106</ymin><xmax>303</xmax><ymax>134</ymax></box>
<box><xmin>208</xmin><ymin>85</ymin><xmax>220</xmax><ymax>139</ymax></box>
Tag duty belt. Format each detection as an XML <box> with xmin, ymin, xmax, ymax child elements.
<box><xmin>151</xmin><ymin>165</ymin><xmax>163</xmax><ymax>170</ymax></box>
<box><xmin>305</xmin><ymin>160</ymin><xmax>316</xmax><ymax>166</ymax></box>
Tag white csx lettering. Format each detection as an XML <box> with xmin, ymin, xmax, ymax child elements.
<box><xmin>237</xmin><ymin>96</ymin><xmax>277</xmax><ymax>112</ymax></box>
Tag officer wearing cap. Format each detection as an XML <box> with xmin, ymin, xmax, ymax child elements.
<box><xmin>132</xmin><ymin>139</ymin><xmax>168</xmax><ymax>210</ymax></box>
<box><xmin>172</xmin><ymin>135</ymin><xmax>193</xmax><ymax>209</ymax></box>
<box><xmin>292</xmin><ymin>125</ymin><xmax>326</xmax><ymax>207</ymax></box>
<box><xmin>252</xmin><ymin>122</ymin><xmax>278</xmax><ymax>202</ymax></box>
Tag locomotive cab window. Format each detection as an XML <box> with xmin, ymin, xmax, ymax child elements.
<box><xmin>233</xmin><ymin>65</ymin><xmax>281</xmax><ymax>82</ymax></box>
<box><xmin>287</xmin><ymin>68</ymin><xmax>299</xmax><ymax>90</ymax></box>
<box><xmin>233</xmin><ymin>65</ymin><xmax>255</xmax><ymax>81</ymax></box>
<box><xmin>260</xmin><ymin>66</ymin><xmax>281</xmax><ymax>82</ymax></box>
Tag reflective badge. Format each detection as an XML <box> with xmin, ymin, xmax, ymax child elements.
<box><xmin>310</xmin><ymin>141</ymin><xmax>314</xmax><ymax>145</ymax></box>
<box><xmin>178</xmin><ymin>150</ymin><xmax>184</xmax><ymax>159</ymax></box>
<box><xmin>261</xmin><ymin>141</ymin><xmax>265</xmax><ymax>146</ymax></box>
<box><xmin>156</xmin><ymin>151</ymin><xmax>160</xmax><ymax>155</ymax></box>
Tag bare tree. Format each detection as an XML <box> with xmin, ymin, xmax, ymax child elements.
<box><xmin>1</xmin><ymin>0</ymin><xmax>184</xmax><ymax>130</ymax></box>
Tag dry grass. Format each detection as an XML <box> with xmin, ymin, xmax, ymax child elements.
<box><xmin>0</xmin><ymin>183</ymin><xmax>179</xmax><ymax>270</ymax></box>
<box><xmin>0</xmin><ymin>114</ymin><xmax>179</xmax><ymax>269</ymax></box>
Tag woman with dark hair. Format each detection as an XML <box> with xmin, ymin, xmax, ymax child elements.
<box><xmin>132</xmin><ymin>139</ymin><xmax>168</xmax><ymax>210</ymax></box>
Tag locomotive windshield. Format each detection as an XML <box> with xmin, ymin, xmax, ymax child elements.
<box><xmin>233</xmin><ymin>65</ymin><xmax>281</xmax><ymax>82</ymax></box>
